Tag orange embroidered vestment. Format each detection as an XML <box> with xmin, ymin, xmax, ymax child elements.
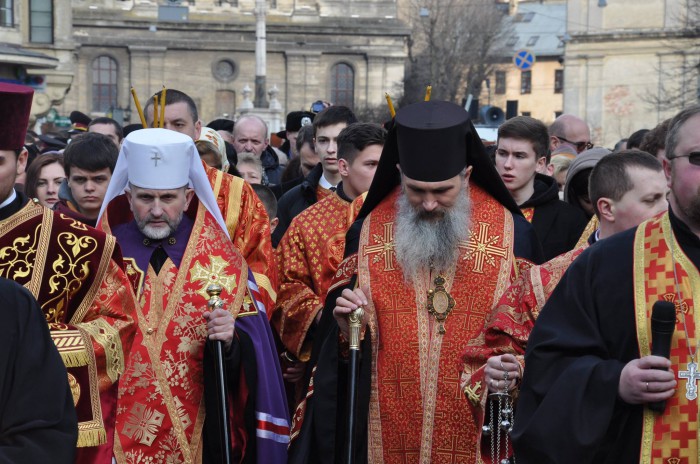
<box><xmin>358</xmin><ymin>185</ymin><xmax>516</xmax><ymax>464</ymax></box>
<box><xmin>109</xmin><ymin>204</ymin><xmax>250</xmax><ymax>464</ymax></box>
<box><xmin>204</xmin><ymin>162</ymin><xmax>278</xmax><ymax>310</ymax></box>
<box><xmin>634</xmin><ymin>213</ymin><xmax>699</xmax><ymax>463</ymax></box>
<box><xmin>0</xmin><ymin>200</ymin><xmax>137</xmax><ymax>464</ymax></box>
<box><xmin>274</xmin><ymin>192</ymin><xmax>365</xmax><ymax>360</ymax></box>
<box><xmin>459</xmin><ymin>245</ymin><xmax>586</xmax><ymax>462</ymax></box>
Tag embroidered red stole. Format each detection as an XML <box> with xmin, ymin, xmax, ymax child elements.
<box><xmin>0</xmin><ymin>200</ymin><xmax>136</xmax><ymax>459</ymax></box>
<box><xmin>635</xmin><ymin>213</ymin><xmax>699</xmax><ymax>463</ymax></box>
<box><xmin>204</xmin><ymin>162</ymin><xmax>278</xmax><ymax>310</ymax></box>
<box><xmin>114</xmin><ymin>205</ymin><xmax>248</xmax><ymax>464</ymax></box>
<box><xmin>275</xmin><ymin>193</ymin><xmax>366</xmax><ymax>360</ymax></box>
<box><xmin>359</xmin><ymin>185</ymin><xmax>515</xmax><ymax>463</ymax></box>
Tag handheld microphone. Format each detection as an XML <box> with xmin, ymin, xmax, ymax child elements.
<box><xmin>649</xmin><ymin>300</ymin><xmax>676</xmax><ymax>412</ymax></box>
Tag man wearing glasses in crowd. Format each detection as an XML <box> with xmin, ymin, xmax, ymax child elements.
<box><xmin>549</xmin><ymin>114</ymin><xmax>594</xmax><ymax>154</ymax></box>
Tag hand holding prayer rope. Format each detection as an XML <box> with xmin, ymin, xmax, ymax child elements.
<box><xmin>334</xmin><ymin>287</ymin><xmax>371</xmax><ymax>341</ymax></box>
<box><xmin>485</xmin><ymin>354</ymin><xmax>521</xmax><ymax>393</ymax></box>
<box><xmin>618</xmin><ymin>356</ymin><xmax>677</xmax><ymax>405</ymax></box>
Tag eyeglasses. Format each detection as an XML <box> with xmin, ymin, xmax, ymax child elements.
<box><xmin>670</xmin><ymin>152</ymin><xmax>700</xmax><ymax>166</ymax></box>
<box><xmin>555</xmin><ymin>136</ymin><xmax>593</xmax><ymax>153</ymax></box>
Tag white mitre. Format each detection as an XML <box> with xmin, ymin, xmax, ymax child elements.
<box><xmin>97</xmin><ymin>128</ymin><xmax>230</xmax><ymax>238</ymax></box>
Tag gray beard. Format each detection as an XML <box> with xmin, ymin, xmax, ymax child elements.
<box><xmin>394</xmin><ymin>187</ymin><xmax>471</xmax><ymax>284</ymax></box>
<box><xmin>136</xmin><ymin>211</ymin><xmax>183</xmax><ymax>240</ymax></box>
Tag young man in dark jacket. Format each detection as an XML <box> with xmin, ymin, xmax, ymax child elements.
<box><xmin>495</xmin><ymin>116</ymin><xmax>588</xmax><ymax>260</ymax></box>
<box><xmin>272</xmin><ymin>106</ymin><xmax>357</xmax><ymax>246</ymax></box>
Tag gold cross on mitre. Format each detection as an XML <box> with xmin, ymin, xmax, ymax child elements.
<box><xmin>190</xmin><ymin>256</ymin><xmax>237</xmax><ymax>300</ymax></box>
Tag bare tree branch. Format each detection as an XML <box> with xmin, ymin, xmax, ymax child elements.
<box><xmin>402</xmin><ymin>0</ymin><xmax>512</xmax><ymax>105</ymax></box>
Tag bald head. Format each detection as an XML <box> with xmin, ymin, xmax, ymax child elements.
<box><xmin>549</xmin><ymin>114</ymin><xmax>592</xmax><ymax>154</ymax></box>
<box><xmin>233</xmin><ymin>115</ymin><xmax>269</xmax><ymax>157</ymax></box>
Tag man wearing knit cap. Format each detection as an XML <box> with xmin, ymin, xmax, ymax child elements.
<box><xmin>288</xmin><ymin>100</ymin><xmax>542</xmax><ymax>463</ymax></box>
<box><xmin>98</xmin><ymin>128</ymin><xmax>289</xmax><ymax>463</ymax></box>
<box><xmin>0</xmin><ymin>83</ymin><xmax>136</xmax><ymax>464</ymax></box>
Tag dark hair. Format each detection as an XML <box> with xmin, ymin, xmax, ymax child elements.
<box><xmin>337</xmin><ymin>123</ymin><xmax>386</xmax><ymax>164</ymax></box>
<box><xmin>639</xmin><ymin>119</ymin><xmax>671</xmax><ymax>159</ymax></box>
<box><xmin>613</xmin><ymin>138</ymin><xmax>628</xmax><ymax>152</ymax></box>
<box><xmin>296</xmin><ymin>125</ymin><xmax>315</xmax><ymax>153</ymax></box>
<box><xmin>666</xmin><ymin>105</ymin><xmax>700</xmax><ymax>160</ymax></box>
<box><xmin>251</xmin><ymin>183</ymin><xmax>278</xmax><ymax>219</ymax></box>
<box><xmin>281</xmin><ymin>156</ymin><xmax>302</xmax><ymax>184</ymax></box>
<box><xmin>24</xmin><ymin>154</ymin><xmax>65</xmax><ymax>199</ymax></box>
<box><xmin>63</xmin><ymin>132</ymin><xmax>119</xmax><ymax>176</ymax></box>
<box><xmin>589</xmin><ymin>149</ymin><xmax>663</xmax><ymax>217</ymax></box>
<box><xmin>312</xmin><ymin>106</ymin><xmax>358</xmax><ymax>134</ymax></box>
<box><xmin>144</xmin><ymin>88</ymin><xmax>198</xmax><ymax>124</ymax></box>
<box><xmin>88</xmin><ymin>117</ymin><xmax>124</xmax><ymax>142</ymax></box>
<box><xmin>497</xmin><ymin>116</ymin><xmax>550</xmax><ymax>163</ymax></box>
<box><xmin>627</xmin><ymin>129</ymin><xmax>649</xmax><ymax>150</ymax></box>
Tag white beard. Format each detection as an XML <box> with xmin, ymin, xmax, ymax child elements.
<box><xmin>135</xmin><ymin>211</ymin><xmax>183</xmax><ymax>240</ymax></box>
<box><xmin>394</xmin><ymin>187</ymin><xmax>471</xmax><ymax>284</ymax></box>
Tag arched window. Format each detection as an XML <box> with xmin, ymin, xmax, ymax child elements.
<box><xmin>92</xmin><ymin>56</ymin><xmax>118</xmax><ymax>112</ymax></box>
<box><xmin>330</xmin><ymin>63</ymin><xmax>354</xmax><ymax>108</ymax></box>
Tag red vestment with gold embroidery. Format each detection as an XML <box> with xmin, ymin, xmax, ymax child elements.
<box><xmin>460</xmin><ymin>246</ymin><xmax>585</xmax><ymax>462</ymax></box>
<box><xmin>274</xmin><ymin>192</ymin><xmax>365</xmax><ymax>360</ymax></box>
<box><xmin>0</xmin><ymin>199</ymin><xmax>137</xmax><ymax>463</ymax></box>
<box><xmin>635</xmin><ymin>213</ymin><xmax>699</xmax><ymax>463</ymax></box>
<box><xmin>108</xmin><ymin>203</ymin><xmax>253</xmax><ymax>464</ymax></box>
<box><xmin>204</xmin><ymin>162</ymin><xmax>278</xmax><ymax>311</ymax></box>
<box><xmin>357</xmin><ymin>185</ymin><xmax>516</xmax><ymax>464</ymax></box>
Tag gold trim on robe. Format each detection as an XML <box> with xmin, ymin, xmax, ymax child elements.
<box><xmin>634</xmin><ymin>213</ymin><xmax>700</xmax><ymax>464</ymax></box>
<box><xmin>0</xmin><ymin>200</ymin><xmax>136</xmax><ymax>458</ymax></box>
<box><xmin>358</xmin><ymin>184</ymin><xmax>515</xmax><ymax>464</ymax></box>
<box><xmin>114</xmin><ymin>205</ymin><xmax>248</xmax><ymax>464</ymax></box>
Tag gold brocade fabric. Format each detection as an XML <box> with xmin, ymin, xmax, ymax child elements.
<box><xmin>635</xmin><ymin>213</ymin><xmax>699</xmax><ymax>464</ymax></box>
<box><xmin>0</xmin><ymin>200</ymin><xmax>136</xmax><ymax>461</ymax></box>
<box><xmin>359</xmin><ymin>185</ymin><xmax>516</xmax><ymax>464</ymax></box>
<box><xmin>114</xmin><ymin>206</ymin><xmax>247</xmax><ymax>464</ymax></box>
<box><xmin>315</xmin><ymin>185</ymin><xmax>333</xmax><ymax>203</ymax></box>
<box><xmin>274</xmin><ymin>193</ymin><xmax>365</xmax><ymax>360</ymax></box>
<box><xmin>575</xmin><ymin>215</ymin><xmax>599</xmax><ymax>249</ymax></box>
<box><xmin>459</xmin><ymin>246</ymin><xmax>586</xmax><ymax>462</ymax></box>
<box><xmin>520</xmin><ymin>207</ymin><xmax>535</xmax><ymax>223</ymax></box>
<box><xmin>204</xmin><ymin>162</ymin><xmax>278</xmax><ymax>309</ymax></box>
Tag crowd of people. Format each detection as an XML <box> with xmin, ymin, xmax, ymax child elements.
<box><xmin>1</xmin><ymin>78</ymin><xmax>698</xmax><ymax>464</ymax></box>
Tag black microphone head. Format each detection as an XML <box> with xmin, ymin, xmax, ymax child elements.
<box><xmin>651</xmin><ymin>300</ymin><xmax>677</xmax><ymax>334</ymax></box>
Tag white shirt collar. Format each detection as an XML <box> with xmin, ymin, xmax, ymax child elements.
<box><xmin>318</xmin><ymin>173</ymin><xmax>337</xmax><ymax>190</ymax></box>
<box><xmin>0</xmin><ymin>189</ymin><xmax>17</xmax><ymax>209</ymax></box>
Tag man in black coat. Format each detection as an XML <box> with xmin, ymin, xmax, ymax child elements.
<box><xmin>495</xmin><ymin>116</ymin><xmax>588</xmax><ymax>260</ymax></box>
<box><xmin>0</xmin><ymin>278</ymin><xmax>78</xmax><ymax>463</ymax></box>
<box><xmin>272</xmin><ymin>106</ymin><xmax>358</xmax><ymax>246</ymax></box>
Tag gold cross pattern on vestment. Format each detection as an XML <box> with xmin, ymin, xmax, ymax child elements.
<box><xmin>459</xmin><ymin>221</ymin><xmax>508</xmax><ymax>274</ymax></box>
<box><xmin>190</xmin><ymin>256</ymin><xmax>237</xmax><ymax>300</ymax></box>
<box><xmin>364</xmin><ymin>222</ymin><xmax>395</xmax><ymax>271</ymax></box>
<box><xmin>464</xmin><ymin>380</ymin><xmax>482</xmax><ymax>405</ymax></box>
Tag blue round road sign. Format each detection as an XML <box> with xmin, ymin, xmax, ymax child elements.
<box><xmin>513</xmin><ymin>49</ymin><xmax>536</xmax><ymax>71</ymax></box>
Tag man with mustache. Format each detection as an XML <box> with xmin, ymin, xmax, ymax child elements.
<box><xmin>288</xmin><ymin>100</ymin><xmax>542</xmax><ymax>463</ymax></box>
<box><xmin>99</xmin><ymin>128</ymin><xmax>289</xmax><ymax>463</ymax></box>
<box><xmin>512</xmin><ymin>106</ymin><xmax>700</xmax><ymax>463</ymax></box>
<box><xmin>0</xmin><ymin>83</ymin><xmax>138</xmax><ymax>463</ymax></box>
